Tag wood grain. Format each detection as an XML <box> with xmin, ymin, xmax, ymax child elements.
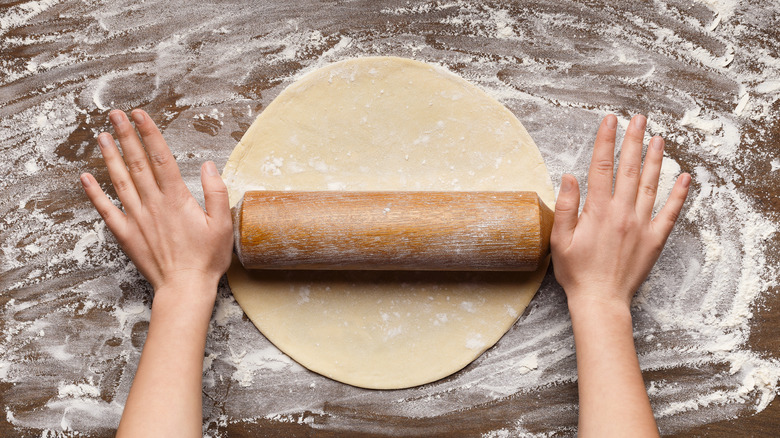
<box><xmin>235</xmin><ymin>191</ymin><xmax>554</xmax><ymax>271</ymax></box>
<box><xmin>2</xmin><ymin>1</ymin><xmax>780</xmax><ymax>436</ymax></box>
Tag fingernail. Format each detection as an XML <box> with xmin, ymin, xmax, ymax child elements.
<box><xmin>632</xmin><ymin>114</ymin><xmax>647</xmax><ymax>132</ymax></box>
<box><xmin>652</xmin><ymin>136</ymin><xmax>664</xmax><ymax>150</ymax></box>
<box><xmin>682</xmin><ymin>173</ymin><xmax>691</xmax><ymax>188</ymax></box>
<box><xmin>80</xmin><ymin>174</ymin><xmax>91</xmax><ymax>188</ymax></box>
<box><xmin>98</xmin><ymin>133</ymin><xmax>113</xmax><ymax>149</ymax></box>
<box><xmin>109</xmin><ymin>110</ymin><xmax>124</xmax><ymax>126</ymax></box>
<box><xmin>560</xmin><ymin>176</ymin><xmax>573</xmax><ymax>192</ymax></box>
<box><xmin>606</xmin><ymin>115</ymin><xmax>617</xmax><ymax>129</ymax></box>
<box><xmin>204</xmin><ymin>161</ymin><xmax>218</xmax><ymax>176</ymax></box>
<box><xmin>131</xmin><ymin>110</ymin><xmax>145</xmax><ymax>125</ymax></box>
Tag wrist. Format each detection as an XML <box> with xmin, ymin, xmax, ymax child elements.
<box><xmin>152</xmin><ymin>273</ymin><xmax>220</xmax><ymax>311</ymax></box>
<box><xmin>566</xmin><ymin>291</ymin><xmax>633</xmax><ymax>321</ymax></box>
<box><xmin>567</xmin><ymin>292</ymin><xmax>637</xmax><ymax>349</ymax></box>
<box><xmin>155</xmin><ymin>269</ymin><xmax>221</xmax><ymax>293</ymax></box>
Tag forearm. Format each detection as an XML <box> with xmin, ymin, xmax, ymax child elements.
<box><xmin>117</xmin><ymin>278</ymin><xmax>217</xmax><ymax>438</ymax></box>
<box><xmin>568</xmin><ymin>295</ymin><xmax>659</xmax><ymax>438</ymax></box>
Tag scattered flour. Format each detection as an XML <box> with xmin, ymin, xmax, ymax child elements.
<box><xmin>261</xmin><ymin>156</ymin><xmax>284</xmax><ymax>176</ymax></box>
<box><xmin>58</xmin><ymin>381</ymin><xmax>101</xmax><ymax>399</ymax></box>
<box><xmin>231</xmin><ymin>346</ymin><xmax>305</xmax><ymax>387</ymax></box>
<box><xmin>516</xmin><ymin>354</ymin><xmax>538</xmax><ymax>375</ymax></box>
<box><xmin>2</xmin><ymin>0</ymin><xmax>779</xmax><ymax>436</ymax></box>
<box><xmin>465</xmin><ymin>333</ymin><xmax>486</xmax><ymax>350</ymax></box>
<box><xmin>680</xmin><ymin>107</ymin><xmax>740</xmax><ymax>160</ymax></box>
<box><xmin>0</xmin><ymin>0</ymin><xmax>59</xmax><ymax>34</ymax></box>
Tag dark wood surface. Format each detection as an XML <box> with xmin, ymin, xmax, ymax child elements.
<box><xmin>1</xmin><ymin>1</ymin><xmax>779</xmax><ymax>436</ymax></box>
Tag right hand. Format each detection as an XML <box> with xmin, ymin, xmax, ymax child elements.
<box><xmin>550</xmin><ymin>114</ymin><xmax>690</xmax><ymax>309</ymax></box>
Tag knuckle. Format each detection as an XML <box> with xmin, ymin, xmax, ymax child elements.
<box><xmin>113</xmin><ymin>178</ymin><xmax>133</xmax><ymax>193</ymax></box>
<box><xmin>593</xmin><ymin>159</ymin><xmax>614</xmax><ymax>174</ymax></box>
<box><xmin>148</xmin><ymin>151</ymin><xmax>173</xmax><ymax>167</ymax></box>
<box><xmin>621</xmin><ymin>163</ymin><xmax>641</xmax><ymax>179</ymax></box>
<box><xmin>555</xmin><ymin>201</ymin><xmax>577</xmax><ymax>214</ymax></box>
<box><xmin>168</xmin><ymin>195</ymin><xmax>187</xmax><ymax>210</ymax></box>
<box><xmin>614</xmin><ymin>213</ymin><xmax>637</xmax><ymax>234</ymax></box>
<box><xmin>145</xmin><ymin>203</ymin><xmax>162</xmax><ymax>216</ymax></box>
<box><xmin>210</xmin><ymin>185</ymin><xmax>229</xmax><ymax>196</ymax></box>
<box><xmin>115</xmin><ymin>126</ymin><xmax>135</xmax><ymax>140</ymax></box>
<box><xmin>126</xmin><ymin>158</ymin><xmax>148</xmax><ymax>174</ymax></box>
<box><xmin>640</xmin><ymin>182</ymin><xmax>657</xmax><ymax>198</ymax></box>
<box><xmin>135</xmin><ymin>122</ymin><xmax>153</xmax><ymax>135</ymax></box>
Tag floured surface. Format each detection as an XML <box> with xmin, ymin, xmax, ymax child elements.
<box><xmin>223</xmin><ymin>57</ymin><xmax>554</xmax><ymax>389</ymax></box>
<box><xmin>2</xmin><ymin>0</ymin><xmax>780</xmax><ymax>436</ymax></box>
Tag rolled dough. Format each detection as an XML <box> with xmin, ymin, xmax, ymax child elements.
<box><xmin>223</xmin><ymin>57</ymin><xmax>554</xmax><ymax>389</ymax></box>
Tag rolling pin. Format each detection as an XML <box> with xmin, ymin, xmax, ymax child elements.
<box><xmin>233</xmin><ymin>191</ymin><xmax>554</xmax><ymax>271</ymax></box>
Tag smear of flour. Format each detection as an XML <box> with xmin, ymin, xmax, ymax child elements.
<box><xmin>231</xmin><ymin>347</ymin><xmax>305</xmax><ymax>387</ymax></box>
<box><xmin>0</xmin><ymin>0</ymin><xmax>59</xmax><ymax>35</ymax></box>
<box><xmin>515</xmin><ymin>354</ymin><xmax>538</xmax><ymax>375</ymax></box>
<box><xmin>2</xmin><ymin>0</ymin><xmax>779</xmax><ymax>436</ymax></box>
<box><xmin>680</xmin><ymin>107</ymin><xmax>740</xmax><ymax>160</ymax></box>
<box><xmin>465</xmin><ymin>333</ymin><xmax>486</xmax><ymax>350</ymax></box>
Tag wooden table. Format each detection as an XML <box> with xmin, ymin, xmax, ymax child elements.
<box><xmin>1</xmin><ymin>1</ymin><xmax>778</xmax><ymax>436</ymax></box>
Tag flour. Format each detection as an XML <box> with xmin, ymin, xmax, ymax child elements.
<box><xmin>260</xmin><ymin>156</ymin><xmax>284</xmax><ymax>176</ymax></box>
<box><xmin>231</xmin><ymin>347</ymin><xmax>304</xmax><ymax>387</ymax></box>
<box><xmin>755</xmin><ymin>79</ymin><xmax>780</xmax><ymax>94</ymax></box>
<box><xmin>58</xmin><ymin>381</ymin><xmax>101</xmax><ymax>399</ymax></box>
<box><xmin>0</xmin><ymin>0</ymin><xmax>59</xmax><ymax>34</ymax></box>
<box><xmin>680</xmin><ymin>108</ymin><xmax>741</xmax><ymax>159</ymax></box>
<box><xmin>71</xmin><ymin>229</ymin><xmax>101</xmax><ymax>265</ymax></box>
<box><xmin>465</xmin><ymin>333</ymin><xmax>486</xmax><ymax>350</ymax></box>
<box><xmin>515</xmin><ymin>354</ymin><xmax>538</xmax><ymax>375</ymax></box>
<box><xmin>1</xmin><ymin>0</ymin><xmax>779</xmax><ymax>436</ymax></box>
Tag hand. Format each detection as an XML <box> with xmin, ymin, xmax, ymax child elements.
<box><xmin>551</xmin><ymin>114</ymin><xmax>690</xmax><ymax>309</ymax></box>
<box><xmin>80</xmin><ymin>109</ymin><xmax>233</xmax><ymax>293</ymax></box>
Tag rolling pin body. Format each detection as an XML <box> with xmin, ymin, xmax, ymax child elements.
<box><xmin>234</xmin><ymin>191</ymin><xmax>553</xmax><ymax>271</ymax></box>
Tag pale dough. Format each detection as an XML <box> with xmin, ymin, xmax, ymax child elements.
<box><xmin>223</xmin><ymin>57</ymin><xmax>554</xmax><ymax>389</ymax></box>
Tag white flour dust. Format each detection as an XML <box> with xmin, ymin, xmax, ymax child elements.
<box><xmin>1</xmin><ymin>0</ymin><xmax>780</xmax><ymax>436</ymax></box>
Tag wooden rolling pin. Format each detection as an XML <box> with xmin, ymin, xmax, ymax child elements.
<box><xmin>233</xmin><ymin>191</ymin><xmax>554</xmax><ymax>271</ymax></box>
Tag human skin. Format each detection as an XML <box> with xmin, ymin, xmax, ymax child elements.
<box><xmin>551</xmin><ymin>114</ymin><xmax>691</xmax><ymax>437</ymax></box>
<box><xmin>81</xmin><ymin>110</ymin><xmax>687</xmax><ymax>436</ymax></box>
<box><xmin>80</xmin><ymin>109</ymin><xmax>233</xmax><ymax>437</ymax></box>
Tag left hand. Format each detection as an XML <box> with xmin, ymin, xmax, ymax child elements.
<box><xmin>80</xmin><ymin>109</ymin><xmax>234</xmax><ymax>293</ymax></box>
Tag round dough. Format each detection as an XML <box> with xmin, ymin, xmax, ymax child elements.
<box><xmin>223</xmin><ymin>57</ymin><xmax>554</xmax><ymax>389</ymax></box>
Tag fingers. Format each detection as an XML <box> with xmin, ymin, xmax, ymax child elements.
<box><xmin>551</xmin><ymin>174</ymin><xmax>581</xmax><ymax>250</ymax></box>
<box><xmin>80</xmin><ymin>173</ymin><xmax>127</xmax><ymax>237</ymax></box>
<box><xmin>635</xmin><ymin>136</ymin><xmax>664</xmax><ymax>218</ymax></box>
<box><xmin>98</xmin><ymin>132</ymin><xmax>141</xmax><ymax>212</ymax></box>
<box><xmin>201</xmin><ymin>161</ymin><xmax>232</xmax><ymax>226</ymax></box>
<box><xmin>109</xmin><ymin>110</ymin><xmax>160</xmax><ymax>199</ymax></box>
<box><xmin>653</xmin><ymin>173</ymin><xmax>691</xmax><ymax>238</ymax></box>
<box><xmin>129</xmin><ymin>109</ymin><xmax>186</xmax><ymax>194</ymax></box>
<box><xmin>585</xmin><ymin>115</ymin><xmax>618</xmax><ymax>207</ymax></box>
<box><xmin>613</xmin><ymin>114</ymin><xmax>646</xmax><ymax>205</ymax></box>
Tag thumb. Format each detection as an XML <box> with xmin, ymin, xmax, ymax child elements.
<box><xmin>201</xmin><ymin>161</ymin><xmax>231</xmax><ymax>224</ymax></box>
<box><xmin>551</xmin><ymin>174</ymin><xmax>580</xmax><ymax>250</ymax></box>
